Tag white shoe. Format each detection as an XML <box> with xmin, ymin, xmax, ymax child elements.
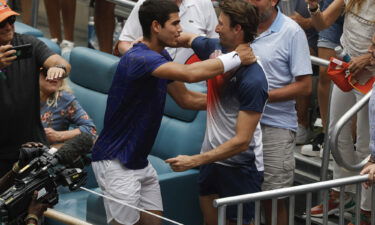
<box><xmin>296</xmin><ymin>124</ymin><xmax>310</xmax><ymax>145</ymax></box>
<box><xmin>60</xmin><ymin>40</ymin><xmax>74</xmax><ymax>55</ymax></box>
<box><xmin>50</xmin><ymin>38</ymin><xmax>58</xmax><ymax>43</ymax></box>
<box><xmin>314</xmin><ymin>118</ymin><xmax>323</xmax><ymax>128</ymax></box>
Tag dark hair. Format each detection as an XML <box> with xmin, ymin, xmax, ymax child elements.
<box><xmin>219</xmin><ymin>0</ymin><xmax>259</xmax><ymax>43</ymax></box>
<box><xmin>139</xmin><ymin>0</ymin><xmax>179</xmax><ymax>39</ymax></box>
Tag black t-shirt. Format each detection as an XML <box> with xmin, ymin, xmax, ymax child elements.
<box><xmin>0</xmin><ymin>33</ymin><xmax>54</xmax><ymax>159</ymax></box>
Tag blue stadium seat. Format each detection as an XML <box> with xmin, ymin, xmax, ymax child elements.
<box><xmin>38</xmin><ymin>37</ymin><xmax>61</xmax><ymax>55</ymax></box>
<box><xmin>15</xmin><ymin>21</ymin><xmax>44</xmax><ymax>37</ymax></box>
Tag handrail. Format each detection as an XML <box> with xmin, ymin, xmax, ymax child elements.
<box><xmin>310</xmin><ymin>55</ymin><xmax>330</xmax><ymax>67</ymax></box>
<box><xmin>214</xmin><ymin>174</ymin><xmax>368</xmax><ymax>207</ymax></box>
<box><xmin>104</xmin><ymin>0</ymin><xmax>137</xmax><ymax>8</ymax></box>
<box><xmin>330</xmin><ymin>90</ymin><xmax>372</xmax><ymax>171</ymax></box>
<box><xmin>31</xmin><ymin>0</ymin><xmax>39</xmax><ymax>27</ymax></box>
<box><xmin>309</xmin><ymin>55</ymin><xmax>331</xmax><ymax>182</ymax></box>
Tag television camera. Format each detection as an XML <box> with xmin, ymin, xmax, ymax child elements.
<box><xmin>0</xmin><ymin>133</ymin><xmax>93</xmax><ymax>224</ymax></box>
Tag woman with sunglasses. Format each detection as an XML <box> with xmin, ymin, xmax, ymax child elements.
<box><xmin>39</xmin><ymin>68</ymin><xmax>96</xmax><ymax>148</ymax></box>
<box><xmin>0</xmin><ymin>0</ymin><xmax>70</xmax><ymax>177</ymax></box>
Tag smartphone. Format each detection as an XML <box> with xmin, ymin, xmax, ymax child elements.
<box><xmin>10</xmin><ymin>43</ymin><xmax>32</xmax><ymax>60</ymax></box>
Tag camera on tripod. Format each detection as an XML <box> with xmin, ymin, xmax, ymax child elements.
<box><xmin>0</xmin><ymin>133</ymin><xmax>93</xmax><ymax>225</ymax></box>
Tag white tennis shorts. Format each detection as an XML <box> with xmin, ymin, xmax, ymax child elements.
<box><xmin>92</xmin><ymin>160</ymin><xmax>163</xmax><ymax>225</ymax></box>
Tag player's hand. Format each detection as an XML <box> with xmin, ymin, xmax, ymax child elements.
<box><xmin>361</xmin><ymin>162</ymin><xmax>375</xmax><ymax>189</ymax></box>
<box><xmin>165</xmin><ymin>155</ymin><xmax>198</xmax><ymax>172</ymax></box>
<box><xmin>46</xmin><ymin>66</ymin><xmax>66</xmax><ymax>81</ymax></box>
<box><xmin>0</xmin><ymin>45</ymin><xmax>17</xmax><ymax>69</ymax></box>
<box><xmin>44</xmin><ymin>127</ymin><xmax>63</xmax><ymax>143</ymax></box>
<box><xmin>235</xmin><ymin>43</ymin><xmax>257</xmax><ymax>66</ymax></box>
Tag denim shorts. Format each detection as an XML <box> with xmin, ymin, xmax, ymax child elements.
<box><xmin>317</xmin><ymin>37</ymin><xmax>340</xmax><ymax>50</ymax></box>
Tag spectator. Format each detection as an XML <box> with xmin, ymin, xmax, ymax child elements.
<box><xmin>90</xmin><ymin>0</ymin><xmax>254</xmax><ymax>224</ymax></box>
<box><xmin>116</xmin><ymin>0</ymin><xmax>219</xmax><ymax>88</ymax></box>
<box><xmin>39</xmin><ymin>68</ymin><xmax>96</xmax><ymax>148</ymax></box>
<box><xmin>361</xmin><ymin>34</ymin><xmax>375</xmax><ymax>189</ymax></box>
<box><xmin>0</xmin><ymin>0</ymin><xmax>70</xmax><ymax>177</ymax></box>
<box><xmin>165</xmin><ymin>1</ymin><xmax>267</xmax><ymax>224</ymax></box>
<box><xmin>43</xmin><ymin>0</ymin><xmax>76</xmax><ymax>55</ymax></box>
<box><xmin>307</xmin><ymin>0</ymin><xmax>375</xmax><ymax>223</ymax></box>
<box><xmin>247</xmin><ymin>0</ymin><xmax>313</xmax><ymax>224</ymax></box>
<box><xmin>20</xmin><ymin>0</ymin><xmax>32</xmax><ymax>25</ymax></box>
<box><xmin>94</xmin><ymin>0</ymin><xmax>115</xmax><ymax>53</ymax></box>
<box><xmin>360</xmin><ymin>34</ymin><xmax>375</xmax><ymax>186</ymax></box>
<box><xmin>289</xmin><ymin>0</ymin><xmax>319</xmax><ymax>145</ymax></box>
<box><xmin>300</xmin><ymin>0</ymin><xmax>344</xmax><ymax>158</ymax></box>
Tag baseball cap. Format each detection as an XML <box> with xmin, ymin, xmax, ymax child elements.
<box><xmin>0</xmin><ymin>0</ymin><xmax>19</xmax><ymax>23</ymax></box>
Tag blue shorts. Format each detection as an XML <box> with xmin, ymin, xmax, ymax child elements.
<box><xmin>317</xmin><ymin>37</ymin><xmax>340</xmax><ymax>50</ymax></box>
<box><xmin>198</xmin><ymin>163</ymin><xmax>264</xmax><ymax>224</ymax></box>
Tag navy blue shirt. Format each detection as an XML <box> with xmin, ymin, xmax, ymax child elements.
<box><xmin>92</xmin><ymin>43</ymin><xmax>172</xmax><ymax>169</ymax></box>
<box><xmin>192</xmin><ymin>37</ymin><xmax>268</xmax><ymax>169</ymax></box>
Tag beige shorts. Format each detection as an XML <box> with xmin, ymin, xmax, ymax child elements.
<box><xmin>92</xmin><ymin>160</ymin><xmax>163</xmax><ymax>225</ymax></box>
<box><xmin>261</xmin><ymin>125</ymin><xmax>296</xmax><ymax>191</ymax></box>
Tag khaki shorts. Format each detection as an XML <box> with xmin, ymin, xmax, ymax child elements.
<box><xmin>261</xmin><ymin>125</ymin><xmax>296</xmax><ymax>191</ymax></box>
<box><xmin>92</xmin><ymin>160</ymin><xmax>162</xmax><ymax>225</ymax></box>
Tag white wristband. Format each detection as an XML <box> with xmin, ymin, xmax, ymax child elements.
<box><xmin>217</xmin><ymin>51</ymin><xmax>241</xmax><ymax>73</ymax></box>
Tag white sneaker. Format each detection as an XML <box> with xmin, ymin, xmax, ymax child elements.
<box><xmin>60</xmin><ymin>40</ymin><xmax>74</xmax><ymax>55</ymax></box>
<box><xmin>50</xmin><ymin>38</ymin><xmax>58</xmax><ymax>43</ymax></box>
<box><xmin>314</xmin><ymin>118</ymin><xmax>323</xmax><ymax>128</ymax></box>
<box><xmin>296</xmin><ymin>124</ymin><xmax>310</xmax><ymax>145</ymax></box>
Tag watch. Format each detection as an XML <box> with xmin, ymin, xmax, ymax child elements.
<box><xmin>53</xmin><ymin>64</ymin><xmax>67</xmax><ymax>72</ymax></box>
<box><xmin>307</xmin><ymin>3</ymin><xmax>320</xmax><ymax>15</ymax></box>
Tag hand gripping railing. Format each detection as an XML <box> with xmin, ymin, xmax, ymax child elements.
<box><xmin>214</xmin><ymin>175</ymin><xmax>375</xmax><ymax>225</ymax></box>
<box><xmin>330</xmin><ymin>90</ymin><xmax>372</xmax><ymax>171</ymax></box>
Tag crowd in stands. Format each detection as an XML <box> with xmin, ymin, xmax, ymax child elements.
<box><xmin>0</xmin><ymin>0</ymin><xmax>374</xmax><ymax>224</ymax></box>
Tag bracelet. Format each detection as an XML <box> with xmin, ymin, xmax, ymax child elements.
<box><xmin>217</xmin><ymin>51</ymin><xmax>241</xmax><ymax>73</ymax></box>
<box><xmin>25</xmin><ymin>214</ymin><xmax>38</xmax><ymax>225</ymax></box>
<box><xmin>308</xmin><ymin>3</ymin><xmax>320</xmax><ymax>15</ymax></box>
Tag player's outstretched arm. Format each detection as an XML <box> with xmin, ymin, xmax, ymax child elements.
<box><xmin>166</xmin><ymin>110</ymin><xmax>261</xmax><ymax>172</ymax></box>
<box><xmin>152</xmin><ymin>43</ymin><xmax>254</xmax><ymax>82</ymax></box>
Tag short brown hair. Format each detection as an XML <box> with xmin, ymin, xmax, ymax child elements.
<box><xmin>219</xmin><ymin>0</ymin><xmax>259</xmax><ymax>43</ymax></box>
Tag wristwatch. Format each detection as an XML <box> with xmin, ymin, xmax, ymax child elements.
<box><xmin>53</xmin><ymin>64</ymin><xmax>67</xmax><ymax>73</ymax></box>
<box><xmin>307</xmin><ymin>3</ymin><xmax>320</xmax><ymax>15</ymax></box>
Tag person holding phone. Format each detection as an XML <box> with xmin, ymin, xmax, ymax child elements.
<box><xmin>0</xmin><ymin>0</ymin><xmax>71</xmax><ymax>177</ymax></box>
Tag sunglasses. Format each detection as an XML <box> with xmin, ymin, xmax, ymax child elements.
<box><xmin>0</xmin><ymin>16</ymin><xmax>16</xmax><ymax>28</ymax></box>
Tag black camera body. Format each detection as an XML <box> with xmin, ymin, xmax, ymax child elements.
<box><xmin>0</xmin><ymin>145</ymin><xmax>88</xmax><ymax>225</ymax></box>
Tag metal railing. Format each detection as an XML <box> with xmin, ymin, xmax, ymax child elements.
<box><xmin>310</xmin><ymin>56</ymin><xmax>333</xmax><ymax>182</ymax></box>
<box><xmin>105</xmin><ymin>0</ymin><xmax>137</xmax><ymax>8</ymax></box>
<box><xmin>214</xmin><ymin>56</ymin><xmax>374</xmax><ymax>224</ymax></box>
<box><xmin>310</xmin><ymin>55</ymin><xmax>372</xmax><ymax>172</ymax></box>
<box><xmin>214</xmin><ymin>175</ymin><xmax>375</xmax><ymax>225</ymax></box>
